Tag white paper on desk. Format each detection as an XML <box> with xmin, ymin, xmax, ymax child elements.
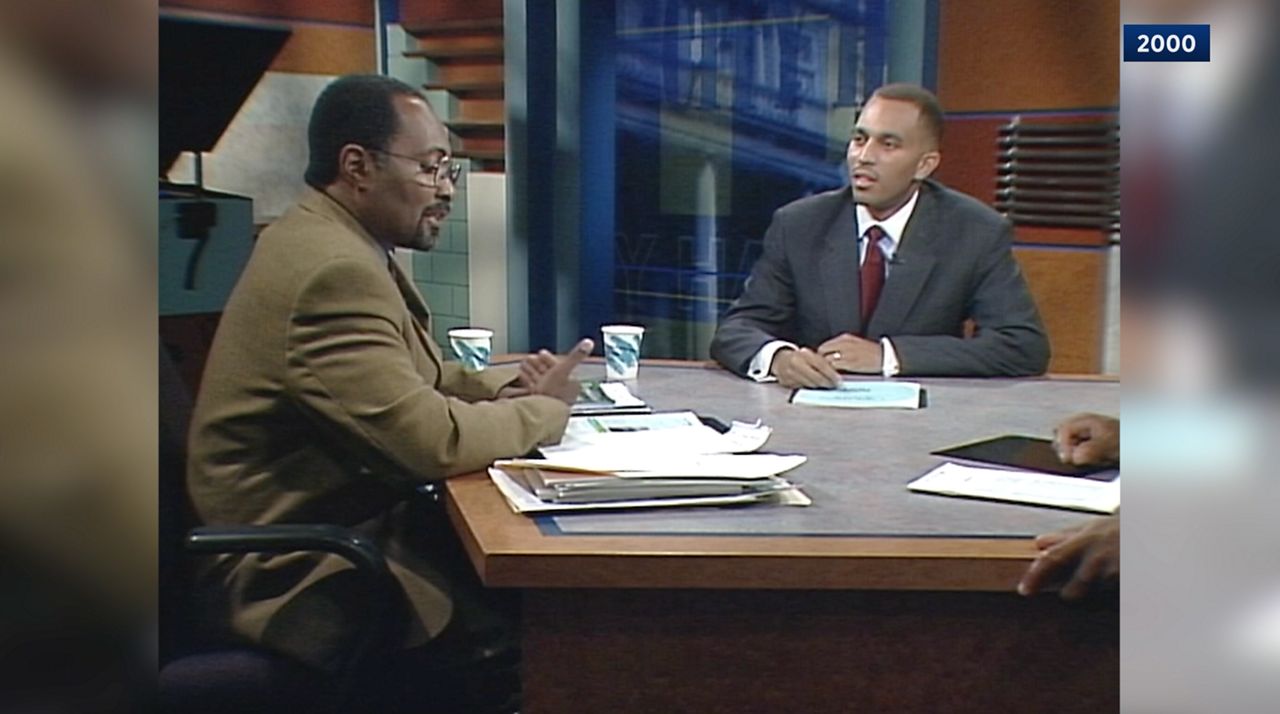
<box><xmin>792</xmin><ymin>381</ymin><xmax>923</xmax><ymax>409</ymax></box>
<box><xmin>550</xmin><ymin>412</ymin><xmax>772</xmax><ymax>456</ymax></box>
<box><xmin>488</xmin><ymin>467</ymin><xmax>812</xmax><ymax>513</ymax></box>
<box><xmin>908</xmin><ymin>462</ymin><xmax>1120</xmax><ymax>514</ymax></box>
<box><xmin>570</xmin><ymin>381</ymin><xmax>649</xmax><ymax>415</ymax></box>
<box><xmin>560</xmin><ymin>411</ymin><xmax>703</xmax><ymax>442</ymax></box>
<box><xmin>597</xmin><ymin>381</ymin><xmax>645</xmax><ymax>407</ymax></box>
<box><xmin>495</xmin><ymin>453</ymin><xmax>807</xmax><ymax>480</ymax></box>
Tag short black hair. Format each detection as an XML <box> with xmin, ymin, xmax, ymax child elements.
<box><xmin>304</xmin><ymin>74</ymin><xmax>425</xmax><ymax>189</ymax></box>
<box><xmin>869</xmin><ymin>83</ymin><xmax>944</xmax><ymax>146</ymax></box>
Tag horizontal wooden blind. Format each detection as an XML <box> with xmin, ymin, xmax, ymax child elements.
<box><xmin>995</xmin><ymin>119</ymin><xmax>1119</xmax><ymax>231</ymax></box>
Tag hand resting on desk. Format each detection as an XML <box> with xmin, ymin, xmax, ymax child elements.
<box><xmin>1053</xmin><ymin>413</ymin><xmax>1119</xmax><ymax>466</ymax></box>
<box><xmin>770</xmin><ymin>347</ymin><xmax>841</xmax><ymax>389</ymax></box>
<box><xmin>1018</xmin><ymin>516</ymin><xmax>1119</xmax><ymax>600</ymax></box>
<box><xmin>817</xmin><ymin>333</ymin><xmax>883</xmax><ymax>375</ymax></box>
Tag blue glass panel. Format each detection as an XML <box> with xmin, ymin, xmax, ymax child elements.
<box><xmin>613</xmin><ymin>0</ymin><xmax>888</xmax><ymax>358</ymax></box>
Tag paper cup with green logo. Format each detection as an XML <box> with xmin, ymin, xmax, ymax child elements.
<box><xmin>601</xmin><ymin>324</ymin><xmax>644</xmax><ymax>380</ymax></box>
<box><xmin>448</xmin><ymin>328</ymin><xmax>493</xmax><ymax>372</ymax></box>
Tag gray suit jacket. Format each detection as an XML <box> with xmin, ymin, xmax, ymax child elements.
<box><xmin>710</xmin><ymin>180</ymin><xmax>1049</xmax><ymax>377</ymax></box>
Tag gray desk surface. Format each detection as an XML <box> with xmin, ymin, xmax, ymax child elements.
<box><xmin>545</xmin><ymin>362</ymin><xmax>1118</xmax><ymax>538</ymax></box>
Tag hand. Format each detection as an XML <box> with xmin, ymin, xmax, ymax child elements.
<box><xmin>816</xmin><ymin>333</ymin><xmax>882</xmax><ymax>374</ymax></box>
<box><xmin>515</xmin><ymin>349</ymin><xmax>559</xmax><ymax>389</ymax></box>
<box><xmin>1053</xmin><ymin>413</ymin><xmax>1119</xmax><ymax>465</ymax></box>
<box><xmin>771</xmin><ymin>347</ymin><xmax>841</xmax><ymax>389</ymax></box>
<box><xmin>529</xmin><ymin>338</ymin><xmax>594</xmax><ymax>405</ymax></box>
<box><xmin>1017</xmin><ymin>516</ymin><xmax>1119</xmax><ymax>600</ymax></box>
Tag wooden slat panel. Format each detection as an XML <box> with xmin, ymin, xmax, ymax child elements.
<box><xmin>1014</xmin><ymin>247</ymin><xmax>1108</xmax><ymax>373</ymax></box>
<box><xmin>446</xmin><ymin>119</ymin><xmax>505</xmax><ymax>134</ymax></box>
<box><xmin>1013</xmin><ymin>225</ymin><xmax>1110</xmax><ymax>247</ymax></box>
<box><xmin>938</xmin><ymin>0</ymin><xmax>1118</xmax><ymax>112</ymax></box>
<box><xmin>160</xmin><ymin>0</ymin><xmax>372</xmax><ymax>25</ymax></box>
<box><xmin>269</xmin><ymin>24</ymin><xmax>374</xmax><ymax>74</ymax></box>
<box><xmin>438</xmin><ymin>63</ymin><xmax>504</xmax><ymax>86</ymax></box>
<box><xmin>456</xmin><ymin>98</ymin><xmax>505</xmax><ymax>123</ymax></box>
<box><xmin>401</xmin><ymin>0</ymin><xmax>502</xmax><ymax>27</ymax></box>
<box><xmin>938</xmin><ymin>115</ymin><xmax>1117</xmax><ymax>247</ymax></box>
<box><xmin>407</xmin><ymin>34</ymin><xmax>504</xmax><ymax>60</ymax></box>
<box><xmin>424</xmin><ymin>81</ymin><xmax>504</xmax><ymax>97</ymax></box>
<box><xmin>459</xmin><ymin>136</ymin><xmax>505</xmax><ymax>153</ymax></box>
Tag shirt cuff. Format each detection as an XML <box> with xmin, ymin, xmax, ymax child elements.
<box><xmin>747</xmin><ymin>340</ymin><xmax>798</xmax><ymax>382</ymax></box>
<box><xmin>880</xmin><ymin>338</ymin><xmax>901</xmax><ymax>377</ymax></box>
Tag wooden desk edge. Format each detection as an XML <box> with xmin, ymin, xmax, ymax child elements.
<box><xmin>445</xmin><ymin>473</ymin><xmax>1038</xmax><ymax>592</ymax></box>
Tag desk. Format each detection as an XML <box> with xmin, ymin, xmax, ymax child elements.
<box><xmin>446</xmin><ymin>361</ymin><xmax>1118</xmax><ymax>713</ymax></box>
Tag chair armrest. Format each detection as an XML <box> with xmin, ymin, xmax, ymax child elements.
<box><xmin>186</xmin><ymin>524</ymin><xmax>392</xmax><ymax>584</ymax></box>
<box><xmin>184</xmin><ymin>524</ymin><xmax>406</xmax><ymax>682</ymax></box>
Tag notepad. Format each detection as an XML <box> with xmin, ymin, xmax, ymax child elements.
<box><xmin>790</xmin><ymin>381</ymin><xmax>925</xmax><ymax>409</ymax></box>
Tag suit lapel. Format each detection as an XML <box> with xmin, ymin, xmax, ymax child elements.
<box><xmin>820</xmin><ymin>196</ymin><xmax>862</xmax><ymax>337</ymax></box>
<box><xmin>866</xmin><ymin>183</ymin><xmax>939</xmax><ymax>336</ymax></box>
<box><xmin>387</xmin><ymin>257</ymin><xmax>446</xmax><ymax>375</ymax></box>
<box><xmin>388</xmin><ymin>258</ymin><xmax>431</xmax><ymax>324</ymax></box>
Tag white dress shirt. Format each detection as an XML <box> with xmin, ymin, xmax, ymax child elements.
<box><xmin>747</xmin><ymin>187</ymin><xmax>921</xmax><ymax>381</ymax></box>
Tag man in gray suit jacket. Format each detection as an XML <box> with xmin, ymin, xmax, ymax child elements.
<box><xmin>711</xmin><ymin>84</ymin><xmax>1049</xmax><ymax>387</ymax></box>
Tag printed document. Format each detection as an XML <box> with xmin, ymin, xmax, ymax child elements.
<box><xmin>908</xmin><ymin>462</ymin><xmax>1120</xmax><ymax>514</ymax></box>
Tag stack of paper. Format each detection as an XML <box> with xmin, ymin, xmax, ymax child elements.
<box><xmin>489</xmin><ymin>453</ymin><xmax>810</xmax><ymax>513</ymax></box>
<box><xmin>570</xmin><ymin>380</ymin><xmax>651</xmax><ymax>416</ymax></box>
<box><xmin>491</xmin><ymin>410</ymin><xmax>809</xmax><ymax>512</ymax></box>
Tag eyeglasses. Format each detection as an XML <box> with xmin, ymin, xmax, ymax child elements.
<box><xmin>367</xmin><ymin>148</ymin><xmax>462</xmax><ymax>186</ymax></box>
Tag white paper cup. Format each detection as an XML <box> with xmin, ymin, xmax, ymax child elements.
<box><xmin>601</xmin><ymin>324</ymin><xmax>644</xmax><ymax>380</ymax></box>
<box><xmin>448</xmin><ymin>328</ymin><xmax>494</xmax><ymax>372</ymax></box>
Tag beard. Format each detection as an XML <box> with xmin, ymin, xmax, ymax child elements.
<box><xmin>398</xmin><ymin>212</ymin><xmax>442</xmax><ymax>252</ymax></box>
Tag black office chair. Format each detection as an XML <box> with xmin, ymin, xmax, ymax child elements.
<box><xmin>157</xmin><ymin>344</ymin><xmax>411</xmax><ymax>714</ymax></box>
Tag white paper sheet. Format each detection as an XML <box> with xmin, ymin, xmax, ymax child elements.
<box><xmin>570</xmin><ymin>380</ymin><xmax>650</xmax><ymax>415</ymax></box>
<box><xmin>908</xmin><ymin>462</ymin><xmax>1120</xmax><ymax>514</ymax></box>
<box><xmin>792</xmin><ymin>381</ymin><xmax>923</xmax><ymax>409</ymax></box>
<box><xmin>494</xmin><ymin>453</ymin><xmax>807</xmax><ymax>480</ymax></box>
<box><xmin>548</xmin><ymin>411</ymin><xmax>772</xmax><ymax>456</ymax></box>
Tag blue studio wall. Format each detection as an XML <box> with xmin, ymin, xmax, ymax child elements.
<box><xmin>509</xmin><ymin>0</ymin><xmax>900</xmax><ymax>358</ymax></box>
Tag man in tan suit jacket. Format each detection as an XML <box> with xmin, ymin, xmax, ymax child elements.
<box><xmin>186</xmin><ymin>75</ymin><xmax>589</xmax><ymax>687</ymax></box>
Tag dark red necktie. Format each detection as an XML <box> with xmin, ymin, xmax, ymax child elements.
<box><xmin>860</xmin><ymin>225</ymin><xmax>885</xmax><ymax>326</ymax></box>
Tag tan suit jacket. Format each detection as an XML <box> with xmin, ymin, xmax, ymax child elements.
<box><xmin>187</xmin><ymin>188</ymin><xmax>568</xmax><ymax>670</ymax></box>
<box><xmin>0</xmin><ymin>50</ymin><xmax>156</xmax><ymax>621</ymax></box>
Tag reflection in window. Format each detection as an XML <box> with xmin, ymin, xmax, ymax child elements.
<box><xmin>614</xmin><ymin>0</ymin><xmax>887</xmax><ymax>359</ymax></box>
